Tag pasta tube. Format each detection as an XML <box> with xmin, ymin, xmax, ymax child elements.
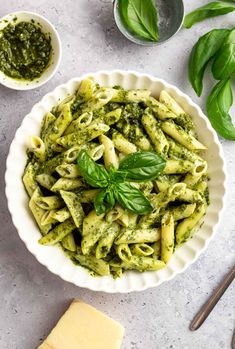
<box><xmin>95</xmin><ymin>223</ymin><xmax>120</xmax><ymax>259</ymax></box>
<box><xmin>61</xmin><ymin>233</ymin><xmax>76</xmax><ymax>252</ymax></box>
<box><xmin>142</xmin><ymin>108</ymin><xmax>169</xmax><ymax>154</ymax></box>
<box><xmin>30</xmin><ymin>136</ymin><xmax>46</xmax><ymax>162</ymax></box>
<box><xmin>176</xmin><ymin>203</ymin><xmax>206</xmax><ymax>246</ymax></box>
<box><xmin>130</xmin><ymin>243</ymin><xmax>154</xmax><ymax>257</ymax></box>
<box><xmin>36</xmin><ymin>174</ymin><xmax>57</xmax><ymax>190</ymax></box>
<box><xmin>60</xmin><ymin>190</ymin><xmax>84</xmax><ymax>228</ymax></box>
<box><xmin>170</xmin><ymin>203</ymin><xmax>196</xmax><ymax>221</ymax></box>
<box><xmin>161</xmin><ymin>212</ymin><xmax>174</xmax><ymax>263</ymax></box>
<box><xmin>161</xmin><ymin>120</ymin><xmax>206</xmax><ymax>150</ymax></box>
<box><xmin>146</xmin><ymin>96</ymin><xmax>177</xmax><ymax>119</ymax></box>
<box><xmin>23</xmin><ymin>162</ymin><xmax>39</xmax><ymax>197</ymax></box>
<box><xmin>40</xmin><ymin>112</ymin><xmax>56</xmax><ymax>141</ymax></box>
<box><xmin>115</xmin><ymin>228</ymin><xmax>160</xmax><ymax>244</ymax></box>
<box><xmin>75</xmin><ymin>247</ymin><xmax>110</xmax><ymax>276</ymax></box>
<box><xmin>57</xmin><ymin>122</ymin><xmax>110</xmax><ymax>148</ymax></box>
<box><xmin>29</xmin><ymin>188</ymin><xmax>51</xmax><ymax>235</ymax></box>
<box><xmin>46</xmin><ymin>104</ymin><xmax>73</xmax><ymax>148</ymax></box>
<box><xmin>39</xmin><ymin>218</ymin><xmax>75</xmax><ymax>245</ymax></box>
<box><xmin>112</xmin><ymin>131</ymin><xmax>137</xmax><ymax>154</ymax></box>
<box><xmin>56</xmin><ymin>164</ymin><xmax>80</xmax><ymax>178</ymax></box>
<box><xmin>183</xmin><ymin>162</ymin><xmax>208</xmax><ymax>188</ymax></box>
<box><xmin>51</xmin><ymin>207</ymin><xmax>71</xmax><ymax>222</ymax></box>
<box><xmin>99</xmin><ymin>134</ymin><xmax>119</xmax><ymax>169</ymax></box>
<box><xmin>163</xmin><ymin>160</ymin><xmax>195</xmax><ymax>174</ymax></box>
<box><xmin>35</xmin><ymin>196</ymin><xmax>63</xmax><ymax>210</ymax></box>
<box><xmin>51</xmin><ymin>178</ymin><xmax>84</xmax><ymax>192</ymax></box>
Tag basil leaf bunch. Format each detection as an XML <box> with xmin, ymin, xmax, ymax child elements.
<box><xmin>188</xmin><ymin>26</ymin><xmax>235</xmax><ymax>140</ymax></box>
<box><xmin>77</xmin><ymin>150</ymin><xmax>166</xmax><ymax>215</ymax></box>
<box><xmin>206</xmin><ymin>79</ymin><xmax>235</xmax><ymax>140</ymax></box>
<box><xmin>119</xmin><ymin>0</ymin><xmax>158</xmax><ymax>42</ymax></box>
<box><xmin>212</xmin><ymin>28</ymin><xmax>235</xmax><ymax>80</ymax></box>
<box><xmin>183</xmin><ymin>2</ymin><xmax>235</xmax><ymax>29</ymax></box>
<box><xmin>188</xmin><ymin>29</ymin><xmax>230</xmax><ymax>97</ymax></box>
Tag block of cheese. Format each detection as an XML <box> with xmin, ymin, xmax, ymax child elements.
<box><xmin>38</xmin><ymin>299</ymin><xmax>124</xmax><ymax>349</ymax></box>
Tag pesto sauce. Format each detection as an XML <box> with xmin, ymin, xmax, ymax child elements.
<box><xmin>0</xmin><ymin>21</ymin><xmax>52</xmax><ymax>80</ymax></box>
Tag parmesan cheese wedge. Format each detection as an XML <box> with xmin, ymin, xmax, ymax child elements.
<box><xmin>38</xmin><ymin>299</ymin><xmax>124</xmax><ymax>349</ymax></box>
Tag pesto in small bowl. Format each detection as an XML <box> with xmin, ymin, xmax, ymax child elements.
<box><xmin>0</xmin><ymin>20</ymin><xmax>52</xmax><ymax>81</ymax></box>
<box><xmin>0</xmin><ymin>11</ymin><xmax>61</xmax><ymax>90</ymax></box>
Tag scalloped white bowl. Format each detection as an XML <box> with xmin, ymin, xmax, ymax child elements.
<box><xmin>5</xmin><ymin>70</ymin><xmax>227</xmax><ymax>293</ymax></box>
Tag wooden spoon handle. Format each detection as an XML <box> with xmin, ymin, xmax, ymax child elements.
<box><xmin>190</xmin><ymin>264</ymin><xmax>235</xmax><ymax>331</ymax></box>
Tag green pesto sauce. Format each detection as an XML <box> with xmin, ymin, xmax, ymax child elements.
<box><xmin>0</xmin><ymin>21</ymin><xmax>52</xmax><ymax>80</ymax></box>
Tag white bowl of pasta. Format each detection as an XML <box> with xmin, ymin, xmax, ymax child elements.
<box><xmin>5</xmin><ymin>70</ymin><xmax>226</xmax><ymax>293</ymax></box>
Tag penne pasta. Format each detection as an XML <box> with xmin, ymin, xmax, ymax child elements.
<box><xmin>24</xmin><ymin>79</ymin><xmax>209</xmax><ymax>279</ymax></box>
<box><xmin>161</xmin><ymin>120</ymin><xmax>206</xmax><ymax>150</ymax></box>
<box><xmin>99</xmin><ymin>134</ymin><xmax>119</xmax><ymax>169</ymax></box>
<box><xmin>161</xmin><ymin>212</ymin><xmax>174</xmax><ymax>263</ymax></box>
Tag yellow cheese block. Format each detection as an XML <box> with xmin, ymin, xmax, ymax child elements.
<box><xmin>38</xmin><ymin>299</ymin><xmax>124</xmax><ymax>349</ymax></box>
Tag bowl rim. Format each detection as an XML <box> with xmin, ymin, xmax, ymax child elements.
<box><xmin>5</xmin><ymin>70</ymin><xmax>227</xmax><ymax>293</ymax></box>
<box><xmin>0</xmin><ymin>10</ymin><xmax>62</xmax><ymax>91</ymax></box>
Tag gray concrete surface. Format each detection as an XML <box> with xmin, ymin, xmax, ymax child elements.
<box><xmin>0</xmin><ymin>1</ymin><xmax>234</xmax><ymax>348</ymax></box>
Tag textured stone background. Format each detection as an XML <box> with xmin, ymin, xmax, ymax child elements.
<box><xmin>0</xmin><ymin>1</ymin><xmax>234</xmax><ymax>348</ymax></box>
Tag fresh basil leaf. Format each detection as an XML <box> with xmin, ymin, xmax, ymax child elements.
<box><xmin>188</xmin><ymin>29</ymin><xmax>230</xmax><ymax>97</ymax></box>
<box><xmin>119</xmin><ymin>151</ymin><xmax>166</xmax><ymax>182</ymax></box>
<box><xmin>119</xmin><ymin>0</ymin><xmax>158</xmax><ymax>42</ymax></box>
<box><xmin>77</xmin><ymin>150</ymin><xmax>109</xmax><ymax>188</ymax></box>
<box><xmin>94</xmin><ymin>189</ymin><xmax>115</xmax><ymax>215</ymax></box>
<box><xmin>114</xmin><ymin>182</ymin><xmax>153</xmax><ymax>214</ymax></box>
<box><xmin>212</xmin><ymin>28</ymin><xmax>235</xmax><ymax>80</ymax></box>
<box><xmin>206</xmin><ymin>79</ymin><xmax>235</xmax><ymax>140</ymax></box>
<box><xmin>183</xmin><ymin>2</ymin><xmax>235</xmax><ymax>29</ymax></box>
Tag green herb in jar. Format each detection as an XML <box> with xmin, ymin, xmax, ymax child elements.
<box><xmin>0</xmin><ymin>21</ymin><xmax>52</xmax><ymax>80</ymax></box>
<box><xmin>118</xmin><ymin>0</ymin><xmax>159</xmax><ymax>42</ymax></box>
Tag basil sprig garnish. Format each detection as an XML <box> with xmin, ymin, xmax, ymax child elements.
<box><xmin>77</xmin><ymin>150</ymin><xmax>166</xmax><ymax>215</ymax></box>
<box><xmin>119</xmin><ymin>0</ymin><xmax>158</xmax><ymax>42</ymax></box>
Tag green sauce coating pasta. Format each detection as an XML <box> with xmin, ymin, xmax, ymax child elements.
<box><xmin>23</xmin><ymin>78</ymin><xmax>209</xmax><ymax>278</ymax></box>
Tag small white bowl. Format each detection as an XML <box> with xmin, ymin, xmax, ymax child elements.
<box><xmin>0</xmin><ymin>11</ymin><xmax>62</xmax><ymax>90</ymax></box>
<box><xmin>5</xmin><ymin>70</ymin><xmax>227</xmax><ymax>293</ymax></box>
